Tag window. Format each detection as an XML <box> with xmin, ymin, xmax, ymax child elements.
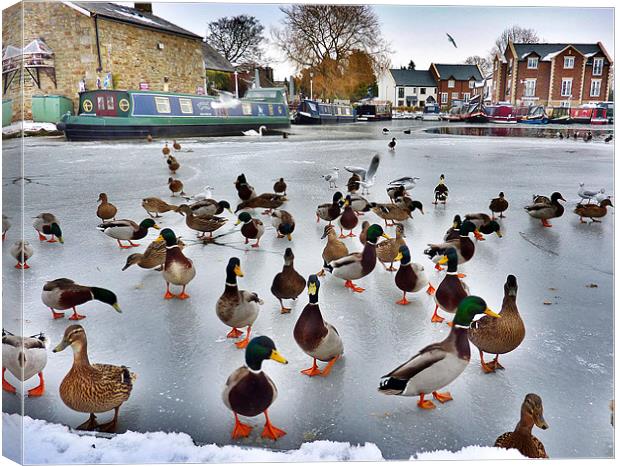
<box><xmin>508</xmin><ymin>59</ymin><xmax>513</xmax><ymax>74</ymax></box>
<box><xmin>412</xmin><ymin>87</ymin><xmax>417</xmax><ymax>95</ymax></box>
<box><xmin>593</xmin><ymin>58</ymin><xmax>604</xmax><ymax>76</ymax></box>
<box><xmin>96</xmin><ymin>96</ymin><xmax>105</xmax><ymax>110</ymax></box>
<box><xmin>179</xmin><ymin>98</ymin><xmax>193</xmax><ymax>114</ymax></box>
<box><xmin>448</xmin><ymin>79</ymin><xmax>455</xmax><ymax>88</ymax></box>
<box><xmin>155</xmin><ymin>96</ymin><xmax>171</xmax><ymax>113</ymax></box>
<box><xmin>494</xmin><ymin>61</ymin><xmax>498</xmax><ymax>70</ymax></box>
<box><xmin>398</xmin><ymin>87</ymin><xmax>405</xmax><ymax>98</ymax></box>
<box><xmin>441</xmin><ymin>93</ymin><xmax>448</xmax><ymax>104</ymax></box>
<box><xmin>560</xmin><ymin>100</ymin><xmax>571</xmax><ymax>108</ymax></box>
<box><xmin>106</xmin><ymin>96</ymin><xmax>115</xmax><ymax>110</ymax></box>
<box><xmin>524</xmin><ymin>79</ymin><xmax>536</xmax><ymax>97</ymax></box>
<box><xmin>469</xmin><ymin>80</ymin><xmax>475</xmax><ymax>89</ymax></box>
<box><xmin>420</xmin><ymin>88</ymin><xmax>426</xmax><ymax>95</ymax></box>
<box><xmin>451</xmin><ymin>92</ymin><xmax>459</xmax><ymax>100</ymax></box>
<box><xmin>506</xmin><ymin>79</ymin><xmax>511</xmax><ymax>95</ymax></box>
<box><xmin>561</xmin><ymin>78</ymin><xmax>572</xmax><ymax>97</ymax></box>
<box><xmin>564</xmin><ymin>57</ymin><xmax>574</xmax><ymax>69</ymax></box>
<box><xmin>463</xmin><ymin>93</ymin><xmax>470</xmax><ymax>102</ymax></box>
<box><xmin>590</xmin><ymin>79</ymin><xmax>601</xmax><ymax>97</ymax></box>
<box><xmin>527</xmin><ymin>57</ymin><xmax>538</xmax><ymax>69</ymax></box>
<box><xmin>398</xmin><ymin>100</ymin><xmax>404</xmax><ymax>107</ymax></box>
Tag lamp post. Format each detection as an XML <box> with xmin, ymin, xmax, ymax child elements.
<box><xmin>234</xmin><ymin>71</ymin><xmax>239</xmax><ymax>98</ymax></box>
<box><xmin>310</xmin><ymin>71</ymin><xmax>314</xmax><ymax>100</ymax></box>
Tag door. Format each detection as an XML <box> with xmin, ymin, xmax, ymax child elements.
<box><xmin>95</xmin><ymin>93</ymin><xmax>117</xmax><ymax>116</ymax></box>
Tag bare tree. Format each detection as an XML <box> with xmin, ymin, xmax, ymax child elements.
<box><xmin>464</xmin><ymin>55</ymin><xmax>490</xmax><ymax>77</ymax></box>
<box><xmin>207</xmin><ymin>15</ymin><xmax>265</xmax><ymax>66</ymax></box>
<box><xmin>492</xmin><ymin>25</ymin><xmax>540</xmax><ymax>57</ymax></box>
<box><xmin>407</xmin><ymin>60</ymin><xmax>416</xmax><ymax>70</ymax></box>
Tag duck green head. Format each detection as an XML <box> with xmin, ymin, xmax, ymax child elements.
<box><xmin>395</xmin><ymin>244</ymin><xmax>411</xmax><ymax>264</ymax></box>
<box><xmin>410</xmin><ymin>200</ymin><xmax>424</xmax><ymax>214</ymax></box>
<box><xmin>480</xmin><ymin>220</ymin><xmax>502</xmax><ymax>237</ymax></box>
<box><xmin>139</xmin><ymin>218</ymin><xmax>160</xmax><ymax>230</ymax></box>
<box><xmin>155</xmin><ymin>228</ymin><xmax>178</xmax><ymax>246</ymax></box>
<box><xmin>453</xmin><ymin>296</ymin><xmax>500</xmax><ymax>327</ymax></box>
<box><xmin>366</xmin><ymin>224</ymin><xmax>390</xmax><ymax>244</ymax></box>
<box><xmin>245</xmin><ymin>336</ymin><xmax>288</xmax><ymax>371</ymax></box>
<box><xmin>218</xmin><ymin>200</ymin><xmax>233</xmax><ymax>213</ymax></box>
<box><xmin>307</xmin><ymin>274</ymin><xmax>320</xmax><ymax>303</ymax></box>
<box><xmin>333</xmin><ymin>191</ymin><xmax>344</xmax><ymax>204</ymax></box>
<box><xmin>550</xmin><ymin>192</ymin><xmax>566</xmax><ymax>203</ymax></box>
<box><xmin>437</xmin><ymin>247</ymin><xmax>459</xmax><ymax>271</ymax></box>
<box><xmin>90</xmin><ymin>287</ymin><xmax>122</xmax><ymax>313</ymax></box>
<box><xmin>459</xmin><ymin>220</ymin><xmax>477</xmax><ymax>236</ymax></box>
<box><xmin>226</xmin><ymin>257</ymin><xmax>243</xmax><ymax>282</ymax></box>
<box><xmin>236</xmin><ymin>212</ymin><xmax>252</xmax><ymax>225</ymax></box>
<box><xmin>50</xmin><ymin>223</ymin><xmax>64</xmax><ymax>243</ymax></box>
<box><xmin>452</xmin><ymin>215</ymin><xmax>462</xmax><ymax>229</ymax></box>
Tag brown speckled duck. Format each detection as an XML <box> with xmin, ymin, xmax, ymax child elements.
<box><xmin>318</xmin><ymin>225</ymin><xmax>349</xmax><ymax>276</ymax></box>
<box><xmin>574</xmin><ymin>198</ymin><xmax>613</xmax><ymax>223</ymax></box>
<box><xmin>168</xmin><ymin>177</ymin><xmax>185</xmax><ymax>197</ymax></box>
<box><xmin>376</xmin><ymin>223</ymin><xmax>407</xmax><ymax>271</ymax></box>
<box><xmin>96</xmin><ymin>193</ymin><xmax>117</xmax><ymax>221</ymax></box>
<box><xmin>236</xmin><ymin>193</ymin><xmax>287</xmax><ymax>215</ymax></box>
<box><xmin>234</xmin><ymin>174</ymin><xmax>257</xmax><ymax>201</ymax></box>
<box><xmin>273</xmin><ymin>177</ymin><xmax>287</xmax><ymax>195</ymax></box>
<box><xmin>495</xmin><ymin>393</ymin><xmax>549</xmax><ymax>458</ymax></box>
<box><xmin>122</xmin><ymin>238</ymin><xmax>185</xmax><ymax>271</ymax></box>
<box><xmin>489</xmin><ymin>192</ymin><xmax>509</xmax><ymax>219</ymax></box>
<box><xmin>142</xmin><ymin>197</ymin><xmax>179</xmax><ymax>218</ymax></box>
<box><xmin>177</xmin><ymin>205</ymin><xmax>228</xmax><ymax>239</ymax></box>
<box><xmin>271</xmin><ymin>248</ymin><xmax>306</xmax><ymax>313</ymax></box>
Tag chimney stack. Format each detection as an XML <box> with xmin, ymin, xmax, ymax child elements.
<box><xmin>134</xmin><ymin>3</ymin><xmax>153</xmax><ymax>14</ymax></box>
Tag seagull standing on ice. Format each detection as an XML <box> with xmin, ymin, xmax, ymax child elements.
<box><xmin>183</xmin><ymin>186</ymin><xmax>214</xmax><ymax>201</ymax></box>
<box><xmin>323</xmin><ymin>168</ymin><xmax>340</xmax><ymax>189</ymax></box>
<box><xmin>345</xmin><ymin>154</ymin><xmax>381</xmax><ymax>195</ymax></box>
<box><xmin>577</xmin><ymin>182</ymin><xmax>603</xmax><ymax>204</ymax></box>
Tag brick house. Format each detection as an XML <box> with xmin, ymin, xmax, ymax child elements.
<box><xmin>2</xmin><ymin>2</ymin><xmax>211</xmax><ymax>121</ymax></box>
<box><xmin>491</xmin><ymin>41</ymin><xmax>613</xmax><ymax>107</ymax></box>
<box><xmin>430</xmin><ymin>64</ymin><xmax>484</xmax><ymax>108</ymax></box>
<box><xmin>377</xmin><ymin>69</ymin><xmax>438</xmax><ymax>108</ymax></box>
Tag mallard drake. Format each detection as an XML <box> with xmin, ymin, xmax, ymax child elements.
<box><xmin>524</xmin><ymin>192</ymin><xmax>566</xmax><ymax>227</ymax></box>
<box><xmin>162</xmin><ymin>143</ymin><xmax>171</xmax><ymax>156</ymax></box>
<box><xmin>154</xmin><ymin>229</ymin><xmax>195</xmax><ymax>299</ymax></box>
<box><xmin>235</xmin><ymin>193</ymin><xmax>287</xmax><ymax>214</ymax></box>
<box><xmin>42</xmin><ymin>278</ymin><xmax>121</xmax><ymax>320</ymax></box>
<box><xmin>294</xmin><ymin>275</ymin><xmax>344</xmax><ymax>377</ymax></box>
<box><xmin>273</xmin><ymin>177</ymin><xmax>287</xmax><ymax>195</ymax></box>
<box><xmin>96</xmin><ymin>193</ymin><xmax>117</xmax><ymax>221</ymax></box>
<box><xmin>359</xmin><ymin>221</ymin><xmax>370</xmax><ymax>245</ymax></box>
<box><xmin>349</xmin><ymin>193</ymin><xmax>372</xmax><ymax>215</ymax></box>
<box><xmin>495</xmin><ymin>393</ymin><xmax>548</xmax><ymax>458</ymax></box>
<box><xmin>10</xmin><ymin>240</ymin><xmax>33</xmax><ymax>269</ymax></box>
<box><xmin>469</xmin><ymin>275</ymin><xmax>525</xmax><ymax>373</ymax></box>
<box><xmin>177</xmin><ymin>205</ymin><xmax>228</xmax><ymax>239</ymax></box>
<box><xmin>2</xmin><ymin>330</ymin><xmax>47</xmax><ymax>396</ymax></box>
<box><xmin>424</xmin><ymin>220</ymin><xmax>477</xmax><ymax>270</ymax></box>
<box><xmin>430</xmin><ymin>248</ymin><xmax>469</xmax><ymax>323</ymax></box>
<box><xmin>444</xmin><ymin>215</ymin><xmax>462</xmax><ymax>241</ymax></box>
<box><xmin>574</xmin><ymin>199</ymin><xmax>613</xmax><ymax>223</ymax></box>
<box><xmin>271</xmin><ymin>248</ymin><xmax>306</xmax><ymax>313</ymax></box>
<box><xmin>338</xmin><ymin>195</ymin><xmax>359</xmax><ymax>238</ymax></box>
<box><xmin>376</xmin><ymin>223</ymin><xmax>407</xmax><ymax>271</ymax></box>
<box><xmin>187</xmin><ymin>199</ymin><xmax>232</xmax><ymax>217</ymax></box>
<box><xmin>216</xmin><ymin>257</ymin><xmax>263</xmax><ymax>348</ymax></box>
<box><xmin>464</xmin><ymin>213</ymin><xmax>503</xmax><ymax>241</ymax></box>
<box><xmin>316</xmin><ymin>191</ymin><xmax>343</xmax><ymax>225</ymax></box>
<box><xmin>236</xmin><ymin>212</ymin><xmax>264</xmax><ymax>248</ymax></box>
<box><xmin>347</xmin><ymin>173</ymin><xmax>361</xmax><ymax>193</ymax></box>
<box><xmin>2</xmin><ymin>215</ymin><xmax>10</xmax><ymax>240</ymax></box>
<box><xmin>166</xmin><ymin>155</ymin><xmax>180</xmax><ymax>173</ymax></box>
<box><xmin>53</xmin><ymin>325</ymin><xmax>136</xmax><ymax>432</ymax></box>
<box><xmin>394</xmin><ymin>245</ymin><xmax>434</xmax><ymax>305</ymax></box>
<box><xmin>489</xmin><ymin>192</ymin><xmax>509</xmax><ymax>219</ymax></box>
<box><xmin>326</xmin><ymin>224</ymin><xmax>390</xmax><ymax>293</ymax></box>
<box><xmin>379</xmin><ymin>296</ymin><xmax>499</xmax><ymax>408</ymax></box>
<box><xmin>371</xmin><ymin>201</ymin><xmax>423</xmax><ymax>227</ymax></box>
<box><xmin>271</xmin><ymin>209</ymin><xmax>295</xmax><ymax>240</ymax></box>
<box><xmin>142</xmin><ymin>197</ymin><xmax>179</xmax><ymax>218</ymax></box>
<box><xmin>168</xmin><ymin>177</ymin><xmax>185</xmax><ymax>197</ymax></box>
<box><xmin>388</xmin><ymin>137</ymin><xmax>397</xmax><ymax>150</ymax></box>
<box><xmin>319</xmin><ymin>225</ymin><xmax>349</xmax><ymax>276</ymax></box>
<box><xmin>33</xmin><ymin>213</ymin><xmax>63</xmax><ymax>243</ymax></box>
<box><xmin>172</xmin><ymin>140</ymin><xmax>181</xmax><ymax>151</ymax></box>
<box><xmin>122</xmin><ymin>238</ymin><xmax>185</xmax><ymax>271</ymax></box>
<box><xmin>433</xmin><ymin>174</ymin><xmax>449</xmax><ymax>204</ymax></box>
<box><xmin>222</xmin><ymin>335</ymin><xmax>287</xmax><ymax>440</ymax></box>
<box><xmin>97</xmin><ymin>218</ymin><xmax>159</xmax><ymax>248</ymax></box>
<box><xmin>234</xmin><ymin>174</ymin><xmax>257</xmax><ymax>201</ymax></box>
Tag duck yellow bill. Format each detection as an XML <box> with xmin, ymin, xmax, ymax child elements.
<box><xmin>153</xmin><ymin>224</ymin><xmax>161</xmax><ymax>230</ymax></box>
<box><xmin>287</xmin><ymin>234</ymin><xmax>292</xmax><ymax>241</ymax></box>
<box><xmin>382</xmin><ymin>233</ymin><xmax>391</xmax><ymax>239</ymax></box>
<box><xmin>308</xmin><ymin>282</ymin><xmax>317</xmax><ymax>295</ymax></box>
<box><xmin>154</xmin><ymin>235</ymin><xmax>164</xmax><ymax>242</ymax></box>
<box><xmin>52</xmin><ymin>340</ymin><xmax>69</xmax><ymax>353</ymax></box>
<box><xmin>496</xmin><ymin>231</ymin><xmax>503</xmax><ymax>238</ymax></box>
<box><xmin>270</xmin><ymin>350</ymin><xmax>288</xmax><ymax>364</ymax></box>
<box><xmin>58</xmin><ymin>237</ymin><xmax>64</xmax><ymax>244</ymax></box>
<box><xmin>112</xmin><ymin>303</ymin><xmax>122</xmax><ymax>313</ymax></box>
<box><xmin>394</xmin><ymin>252</ymin><xmax>403</xmax><ymax>262</ymax></box>
<box><xmin>438</xmin><ymin>255</ymin><xmax>449</xmax><ymax>265</ymax></box>
<box><xmin>234</xmin><ymin>265</ymin><xmax>244</xmax><ymax>277</ymax></box>
<box><xmin>235</xmin><ymin>220</ymin><xmax>241</xmax><ymax>225</ymax></box>
<box><xmin>484</xmin><ymin>308</ymin><xmax>501</xmax><ymax>318</ymax></box>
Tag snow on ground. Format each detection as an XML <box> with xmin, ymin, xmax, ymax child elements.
<box><xmin>2</xmin><ymin>120</ymin><xmax>60</xmax><ymax>137</ymax></box>
<box><xmin>2</xmin><ymin>413</ymin><xmax>524</xmax><ymax>463</ymax></box>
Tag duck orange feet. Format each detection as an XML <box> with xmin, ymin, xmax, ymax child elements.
<box><xmin>301</xmin><ymin>359</ymin><xmax>323</xmax><ymax>377</ymax></box>
<box><xmin>434</xmin><ymin>263</ymin><xmax>444</xmax><ymax>271</ymax></box>
<box><xmin>396</xmin><ymin>293</ymin><xmax>410</xmax><ymax>305</ymax></box>
<box><xmin>50</xmin><ymin>309</ymin><xmax>65</xmax><ymax>319</ymax></box>
<box><xmin>227</xmin><ymin>328</ymin><xmax>243</xmax><ymax>339</ymax></box>
<box><xmin>426</xmin><ymin>284</ymin><xmax>436</xmax><ymax>295</ymax></box>
<box><xmin>457</xmin><ymin>273</ymin><xmax>466</xmax><ymax>279</ymax></box>
<box><xmin>235</xmin><ymin>327</ymin><xmax>252</xmax><ymax>349</ymax></box>
<box><xmin>431</xmin><ymin>305</ymin><xmax>444</xmax><ymax>323</ymax></box>
<box><xmin>432</xmin><ymin>391</ymin><xmax>453</xmax><ymax>403</ymax></box>
<box><xmin>541</xmin><ymin>219</ymin><xmax>552</xmax><ymax>227</ymax></box>
<box><xmin>473</xmin><ymin>230</ymin><xmax>485</xmax><ymax>241</ymax></box>
<box><xmin>68</xmin><ymin>308</ymin><xmax>86</xmax><ymax>320</ymax></box>
<box><xmin>344</xmin><ymin>280</ymin><xmax>365</xmax><ymax>292</ymax></box>
<box><xmin>320</xmin><ymin>356</ymin><xmax>339</xmax><ymax>377</ymax></box>
<box><xmin>177</xmin><ymin>287</ymin><xmax>190</xmax><ymax>300</ymax></box>
<box><xmin>261</xmin><ymin>411</ymin><xmax>286</xmax><ymax>440</ymax></box>
<box><xmin>231</xmin><ymin>413</ymin><xmax>252</xmax><ymax>439</ymax></box>
<box><xmin>27</xmin><ymin>373</ymin><xmax>45</xmax><ymax>397</ymax></box>
<box><xmin>417</xmin><ymin>393</ymin><xmax>436</xmax><ymax>410</ymax></box>
<box><xmin>37</xmin><ymin>233</ymin><xmax>47</xmax><ymax>241</ymax></box>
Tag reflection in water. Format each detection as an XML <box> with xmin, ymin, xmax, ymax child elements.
<box><xmin>425</xmin><ymin>126</ymin><xmax>609</xmax><ymax>139</ymax></box>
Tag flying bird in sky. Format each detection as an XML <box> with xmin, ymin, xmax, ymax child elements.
<box><xmin>446</xmin><ymin>33</ymin><xmax>458</xmax><ymax>48</ymax></box>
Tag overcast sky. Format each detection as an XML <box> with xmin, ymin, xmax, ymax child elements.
<box><xmin>145</xmin><ymin>3</ymin><xmax>614</xmax><ymax>80</ymax></box>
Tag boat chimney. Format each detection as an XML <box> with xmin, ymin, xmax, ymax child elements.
<box><xmin>134</xmin><ymin>3</ymin><xmax>153</xmax><ymax>14</ymax></box>
<box><xmin>289</xmin><ymin>75</ymin><xmax>295</xmax><ymax>97</ymax></box>
<box><xmin>254</xmin><ymin>68</ymin><xmax>261</xmax><ymax>88</ymax></box>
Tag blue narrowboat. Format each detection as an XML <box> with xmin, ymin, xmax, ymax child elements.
<box><xmin>292</xmin><ymin>99</ymin><xmax>356</xmax><ymax>124</ymax></box>
<box><xmin>56</xmin><ymin>88</ymin><xmax>290</xmax><ymax>141</ymax></box>
<box><xmin>520</xmin><ymin>105</ymin><xmax>549</xmax><ymax>124</ymax></box>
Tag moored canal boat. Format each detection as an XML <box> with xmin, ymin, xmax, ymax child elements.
<box><xmin>590</xmin><ymin>107</ymin><xmax>609</xmax><ymax>125</ymax></box>
<box><xmin>520</xmin><ymin>105</ymin><xmax>548</xmax><ymax>124</ymax></box>
<box><xmin>292</xmin><ymin>99</ymin><xmax>356</xmax><ymax>124</ymax></box>
<box><xmin>486</xmin><ymin>104</ymin><xmax>517</xmax><ymax>124</ymax></box>
<box><xmin>355</xmin><ymin>100</ymin><xmax>392</xmax><ymax>121</ymax></box>
<box><xmin>57</xmin><ymin>88</ymin><xmax>290</xmax><ymax>141</ymax></box>
<box><xmin>547</xmin><ymin>106</ymin><xmax>572</xmax><ymax>124</ymax></box>
<box><xmin>570</xmin><ymin>106</ymin><xmax>594</xmax><ymax>124</ymax></box>
<box><xmin>421</xmin><ymin>102</ymin><xmax>441</xmax><ymax>121</ymax></box>
<box><xmin>462</xmin><ymin>95</ymin><xmax>488</xmax><ymax>123</ymax></box>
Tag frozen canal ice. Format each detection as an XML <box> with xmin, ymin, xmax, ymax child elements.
<box><xmin>2</xmin><ymin>121</ymin><xmax>614</xmax><ymax>459</ymax></box>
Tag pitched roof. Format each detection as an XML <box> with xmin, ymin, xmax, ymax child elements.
<box><xmin>202</xmin><ymin>42</ymin><xmax>234</xmax><ymax>72</ymax></box>
<box><xmin>512</xmin><ymin>43</ymin><xmax>605</xmax><ymax>62</ymax></box>
<box><xmin>388</xmin><ymin>69</ymin><xmax>436</xmax><ymax>87</ymax></box>
<box><xmin>71</xmin><ymin>2</ymin><xmax>202</xmax><ymax>39</ymax></box>
<box><xmin>433</xmin><ymin>64</ymin><xmax>483</xmax><ymax>81</ymax></box>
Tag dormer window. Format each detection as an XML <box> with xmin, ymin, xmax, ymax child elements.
<box><xmin>593</xmin><ymin>58</ymin><xmax>604</xmax><ymax>75</ymax></box>
<box><xmin>527</xmin><ymin>57</ymin><xmax>538</xmax><ymax>69</ymax></box>
<box><xmin>448</xmin><ymin>79</ymin><xmax>455</xmax><ymax>88</ymax></box>
<box><xmin>564</xmin><ymin>57</ymin><xmax>575</xmax><ymax>69</ymax></box>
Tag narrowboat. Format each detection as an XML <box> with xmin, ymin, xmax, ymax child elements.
<box><xmin>355</xmin><ymin>100</ymin><xmax>392</xmax><ymax>121</ymax></box>
<box><xmin>486</xmin><ymin>104</ymin><xmax>517</xmax><ymax>124</ymax></box>
<box><xmin>421</xmin><ymin>102</ymin><xmax>441</xmax><ymax>121</ymax></box>
<box><xmin>292</xmin><ymin>99</ymin><xmax>356</xmax><ymax>124</ymax></box>
<box><xmin>520</xmin><ymin>105</ymin><xmax>548</xmax><ymax>124</ymax></box>
<box><xmin>590</xmin><ymin>107</ymin><xmax>609</xmax><ymax>125</ymax></box>
<box><xmin>596</xmin><ymin>102</ymin><xmax>613</xmax><ymax>124</ymax></box>
<box><xmin>570</xmin><ymin>106</ymin><xmax>594</xmax><ymax>124</ymax></box>
<box><xmin>56</xmin><ymin>88</ymin><xmax>291</xmax><ymax>141</ymax></box>
<box><xmin>462</xmin><ymin>95</ymin><xmax>488</xmax><ymax>123</ymax></box>
<box><xmin>446</xmin><ymin>101</ymin><xmax>465</xmax><ymax>122</ymax></box>
<box><xmin>513</xmin><ymin>106</ymin><xmax>530</xmax><ymax>122</ymax></box>
<box><xmin>547</xmin><ymin>106</ymin><xmax>572</xmax><ymax>124</ymax></box>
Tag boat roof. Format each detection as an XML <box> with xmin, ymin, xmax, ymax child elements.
<box><xmin>80</xmin><ymin>88</ymin><xmax>284</xmax><ymax>99</ymax></box>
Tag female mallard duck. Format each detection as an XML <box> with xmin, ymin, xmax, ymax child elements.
<box><xmin>3</xmin><ymin>215</ymin><xmax>10</xmax><ymax>241</ymax></box>
<box><xmin>97</xmin><ymin>218</ymin><xmax>159</xmax><ymax>249</ymax></box>
<box><xmin>172</xmin><ymin>140</ymin><xmax>181</xmax><ymax>151</ymax></box>
<box><xmin>2</xmin><ymin>330</ymin><xmax>48</xmax><ymax>396</ymax></box>
<box><xmin>222</xmin><ymin>336</ymin><xmax>287</xmax><ymax>440</ymax></box>
<box><xmin>234</xmin><ymin>173</ymin><xmax>257</xmax><ymax>201</ymax></box>
<box><xmin>271</xmin><ymin>248</ymin><xmax>306</xmax><ymax>313</ymax></box>
<box><xmin>155</xmin><ymin>228</ymin><xmax>195</xmax><ymax>300</ymax></box>
<box><xmin>162</xmin><ymin>143</ymin><xmax>171</xmax><ymax>156</ymax></box>
<box><xmin>319</xmin><ymin>225</ymin><xmax>349</xmax><ymax>276</ymax></box>
<box><xmin>338</xmin><ymin>195</ymin><xmax>359</xmax><ymax>238</ymax></box>
<box><xmin>469</xmin><ymin>275</ymin><xmax>524</xmax><ymax>373</ymax></box>
<box><xmin>187</xmin><ymin>199</ymin><xmax>232</xmax><ymax>217</ymax></box>
<box><xmin>122</xmin><ymin>237</ymin><xmax>185</xmax><ymax>271</ymax></box>
<box><xmin>96</xmin><ymin>193</ymin><xmax>117</xmax><ymax>221</ymax></box>
<box><xmin>524</xmin><ymin>192</ymin><xmax>566</xmax><ymax>227</ymax></box>
<box><xmin>236</xmin><ymin>212</ymin><xmax>264</xmax><ymax>248</ymax></box>
<box><xmin>41</xmin><ymin>278</ymin><xmax>122</xmax><ymax>320</ymax></box>
<box><xmin>168</xmin><ymin>177</ymin><xmax>185</xmax><ymax>197</ymax></box>
<box><xmin>326</xmin><ymin>224</ymin><xmax>390</xmax><ymax>293</ymax></box>
<box><xmin>33</xmin><ymin>213</ymin><xmax>63</xmax><ymax>243</ymax></box>
<box><xmin>387</xmin><ymin>184</ymin><xmax>407</xmax><ymax>203</ymax></box>
<box><xmin>142</xmin><ymin>197</ymin><xmax>179</xmax><ymax>218</ymax></box>
<box><xmin>430</xmin><ymin>248</ymin><xmax>469</xmax><ymax>323</ymax></box>
<box><xmin>424</xmin><ymin>220</ymin><xmax>476</xmax><ymax>270</ymax></box>
<box><xmin>347</xmin><ymin>173</ymin><xmax>361</xmax><ymax>193</ymax></box>
<box><xmin>316</xmin><ymin>191</ymin><xmax>343</xmax><ymax>225</ymax></box>
<box><xmin>166</xmin><ymin>155</ymin><xmax>180</xmax><ymax>173</ymax></box>
<box><xmin>574</xmin><ymin>198</ymin><xmax>613</xmax><ymax>223</ymax></box>
<box><xmin>271</xmin><ymin>209</ymin><xmax>295</xmax><ymax>240</ymax></box>
<box><xmin>394</xmin><ymin>245</ymin><xmax>434</xmax><ymax>305</ymax></box>
<box><xmin>490</xmin><ymin>192</ymin><xmax>509</xmax><ymax>219</ymax></box>
<box><xmin>53</xmin><ymin>325</ymin><xmax>136</xmax><ymax>432</ymax></box>
<box><xmin>235</xmin><ymin>193</ymin><xmax>287</xmax><ymax>215</ymax></box>
<box><xmin>379</xmin><ymin>296</ymin><xmax>499</xmax><ymax>409</ymax></box>
<box><xmin>388</xmin><ymin>137</ymin><xmax>397</xmax><ymax>150</ymax></box>
<box><xmin>216</xmin><ymin>257</ymin><xmax>264</xmax><ymax>348</ymax></box>
<box><xmin>370</xmin><ymin>200</ymin><xmax>424</xmax><ymax>227</ymax></box>
<box><xmin>495</xmin><ymin>393</ymin><xmax>549</xmax><ymax>458</ymax></box>
<box><xmin>464</xmin><ymin>213</ymin><xmax>503</xmax><ymax>241</ymax></box>
<box><xmin>444</xmin><ymin>215</ymin><xmax>462</xmax><ymax>241</ymax></box>
<box><xmin>177</xmin><ymin>205</ymin><xmax>228</xmax><ymax>239</ymax></box>
<box><xmin>377</xmin><ymin>223</ymin><xmax>407</xmax><ymax>271</ymax></box>
<box><xmin>294</xmin><ymin>275</ymin><xmax>344</xmax><ymax>377</ymax></box>
<box><xmin>433</xmin><ymin>174</ymin><xmax>449</xmax><ymax>204</ymax></box>
<box><xmin>273</xmin><ymin>177</ymin><xmax>287</xmax><ymax>195</ymax></box>
<box><xmin>10</xmin><ymin>240</ymin><xmax>33</xmax><ymax>269</ymax></box>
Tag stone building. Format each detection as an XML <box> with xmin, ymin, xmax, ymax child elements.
<box><xmin>2</xmin><ymin>2</ymin><xmax>208</xmax><ymax>121</ymax></box>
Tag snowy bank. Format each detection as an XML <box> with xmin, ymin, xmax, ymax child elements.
<box><xmin>3</xmin><ymin>414</ymin><xmax>524</xmax><ymax>463</ymax></box>
<box><xmin>2</xmin><ymin>120</ymin><xmax>62</xmax><ymax>138</ymax></box>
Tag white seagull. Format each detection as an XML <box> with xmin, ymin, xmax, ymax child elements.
<box><xmin>578</xmin><ymin>182</ymin><xmax>604</xmax><ymax>204</ymax></box>
<box><xmin>345</xmin><ymin>153</ymin><xmax>381</xmax><ymax>195</ymax></box>
<box><xmin>322</xmin><ymin>168</ymin><xmax>340</xmax><ymax>189</ymax></box>
<box><xmin>183</xmin><ymin>185</ymin><xmax>214</xmax><ymax>201</ymax></box>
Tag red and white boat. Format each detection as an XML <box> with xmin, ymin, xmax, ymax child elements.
<box><xmin>570</xmin><ymin>106</ymin><xmax>594</xmax><ymax>124</ymax></box>
<box><xmin>486</xmin><ymin>104</ymin><xmax>518</xmax><ymax>124</ymax></box>
<box><xmin>590</xmin><ymin>107</ymin><xmax>608</xmax><ymax>125</ymax></box>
